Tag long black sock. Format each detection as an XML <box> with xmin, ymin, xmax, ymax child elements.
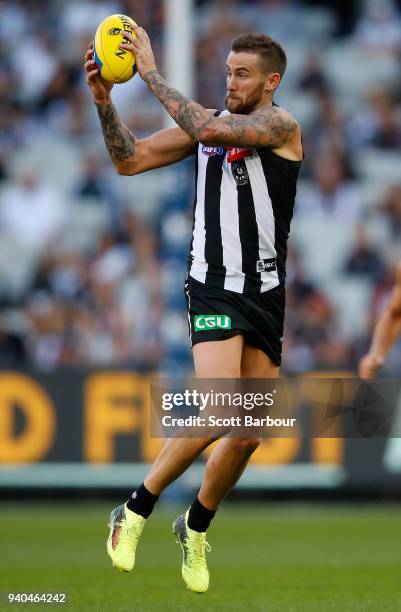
<box><xmin>126</xmin><ymin>483</ymin><xmax>159</xmax><ymax>519</ymax></box>
<box><xmin>187</xmin><ymin>497</ymin><xmax>216</xmax><ymax>532</ymax></box>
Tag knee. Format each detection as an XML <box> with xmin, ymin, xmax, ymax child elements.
<box><xmin>229</xmin><ymin>437</ymin><xmax>261</xmax><ymax>456</ymax></box>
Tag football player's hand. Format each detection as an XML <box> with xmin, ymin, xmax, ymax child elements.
<box><xmin>358</xmin><ymin>352</ymin><xmax>385</xmax><ymax>379</ymax></box>
<box><xmin>84</xmin><ymin>41</ymin><xmax>114</xmax><ymax>104</ymax></box>
<box><xmin>120</xmin><ymin>26</ymin><xmax>156</xmax><ymax>79</ymax></box>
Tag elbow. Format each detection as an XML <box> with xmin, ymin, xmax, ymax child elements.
<box><xmin>114</xmin><ymin>163</ymin><xmax>136</xmax><ymax>176</ymax></box>
<box><xmin>116</xmin><ymin>166</ymin><xmax>129</xmax><ymax>176</ymax></box>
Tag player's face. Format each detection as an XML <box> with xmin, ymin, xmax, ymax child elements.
<box><xmin>225</xmin><ymin>51</ymin><xmax>270</xmax><ymax>114</ymax></box>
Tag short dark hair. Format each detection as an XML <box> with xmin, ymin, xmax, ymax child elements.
<box><xmin>231</xmin><ymin>33</ymin><xmax>287</xmax><ymax>77</ymax></box>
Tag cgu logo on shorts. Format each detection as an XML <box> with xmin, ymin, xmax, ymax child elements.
<box><xmin>194</xmin><ymin>315</ymin><xmax>232</xmax><ymax>331</ymax></box>
<box><xmin>201</xmin><ymin>145</ymin><xmax>224</xmax><ymax>157</ymax></box>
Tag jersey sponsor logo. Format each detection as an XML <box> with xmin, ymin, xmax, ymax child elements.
<box><xmin>194</xmin><ymin>315</ymin><xmax>231</xmax><ymax>331</ymax></box>
<box><xmin>256</xmin><ymin>258</ymin><xmax>277</xmax><ymax>273</ymax></box>
<box><xmin>226</xmin><ymin>147</ymin><xmax>252</xmax><ymax>163</ymax></box>
<box><xmin>231</xmin><ymin>161</ymin><xmax>249</xmax><ymax>186</ymax></box>
<box><xmin>201</xmin><ymin>145</ymin><xmax>224</xmax><ymax>157</ymax></box>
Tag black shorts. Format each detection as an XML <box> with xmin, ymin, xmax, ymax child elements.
<box><xmin>184</xmin><ymin>275</ymin><xmax>285</xmax><ymax>366</ymax></box>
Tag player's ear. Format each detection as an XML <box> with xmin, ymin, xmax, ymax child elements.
<box><xmin>265</xmin><ymin>72</ymin><xmax>281</xmax><ymax>92</ymax></box>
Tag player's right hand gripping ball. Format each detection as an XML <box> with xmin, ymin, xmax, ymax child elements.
<box><xmin>94</xmin><ymin>14</ymin><xmax>138</xmax><ymax>83</ymax></box>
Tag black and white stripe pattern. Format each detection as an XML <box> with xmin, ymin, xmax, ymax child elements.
<box><xmin>188</xmin><ymin>110</ymin><xmax>301</xmax><ymax>294</ymax></box>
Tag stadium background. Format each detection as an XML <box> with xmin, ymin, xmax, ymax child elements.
<box><xmin>1</xmin><ymin>0</ymin><xmax>401</xmax><ymax>378</ymax></box>
<box><xmin>1</xmin><ymin>1</ymin><xmax>401</xmax><ymax>610</ymax></box>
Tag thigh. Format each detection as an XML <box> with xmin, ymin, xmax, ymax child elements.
<box><xmin>193</xmin><ymin>335</ymin><xmax>244</xmax><ymax>377</ymax></box>
<box><xmin>185</xmin><ymin>277</ymin><xmax>246</xmax><ymax>377</ymax></box>
<box><xmin>241</xmin><ymin>344</ymin><xmax>279</xmax><ymax>378</ymax></box>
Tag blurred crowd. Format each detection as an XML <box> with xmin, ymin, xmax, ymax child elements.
<box><xmin>1</xmin><ymin>0</ymin><xmax>401</xmax><ymax>374</ymax></box>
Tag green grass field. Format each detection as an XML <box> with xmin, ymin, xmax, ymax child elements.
<box><xmin>1</xmin><ymin>503</ymin><xmax>401</xmax><ymax>612</ymax></box>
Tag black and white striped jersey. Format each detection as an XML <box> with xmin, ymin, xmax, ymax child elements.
<box><xmin>187</xmin><ymin>109</ymin><xmax>302</xmax><ymax>295</ymax></box>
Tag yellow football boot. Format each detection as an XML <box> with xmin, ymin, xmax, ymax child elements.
<box><xmin>172</xmin><ymin>510</ymin><xmax>211</xmax><ymax>593</ymax></box>
<box><xmin>106</xmin><ymin>503</ymin><xmax>146</xmax><ymax>572</ymax></box>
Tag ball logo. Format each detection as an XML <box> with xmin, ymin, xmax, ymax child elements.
<box><xmin>115</xmin><ymin>15</ymin><xmax>134</xmax><ymax>59</ymax></box>
<box><xmin>201</xmin><ymin>145</ymin><xmax>224</xmax><ymax>157</ymax></box>
<box><xmin>108</xmin><ymin>27</ymin><xmax>121</xmax><ymax>35</ymax></box>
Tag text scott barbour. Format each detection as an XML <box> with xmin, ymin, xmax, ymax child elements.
<box><xmin>161</xmin><ymin>414</ymin><xmax>297</xmax><ymax>428</ymax></box>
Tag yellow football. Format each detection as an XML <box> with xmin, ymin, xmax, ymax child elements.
<box><xmin>93</xmin><ymin>14</ymin><xmax>138</xmax><ymax>84</ymax></box>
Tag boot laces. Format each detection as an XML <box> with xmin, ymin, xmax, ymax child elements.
<box><xmin>188</xmin><ymin>535</ymin><xmax>211</xmax><ymax>566</ymax></box>
<box><xmin>117</xmin><ymin>517</ymin><xmax>142</xmax><ymax>547</ymax></box>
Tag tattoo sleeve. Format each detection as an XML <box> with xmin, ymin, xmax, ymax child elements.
<box><xmin>95</xmin><ymin>101</ymin><xmax>136</xmax><ymax>162</ymax></box>
<box><xmin>143</xmin><ymin>69</ymin><xmax>297</xmax><ymax>148</ymax></box>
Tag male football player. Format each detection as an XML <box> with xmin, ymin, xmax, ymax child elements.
<box><xmin>85</xmin><ymin>26</ymin><xmax>302</xmax><ymax>593</ymax></box>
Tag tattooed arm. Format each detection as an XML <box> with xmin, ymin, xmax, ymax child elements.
<box><xmin>95</xmin><ymin>100</ymin><xmax>136</xmax><ymax>166</ymax></box>
<box><xmin>85</xmin><ymin>43</ymin><xmax>196</xmax><ymax>175</ymax></box>
<box><xmin>144</xmin><ymin>69</ymin><xmax>298</xmax><ymax>149</ymax></box>
<box><xmin>120</xmin><ymin>28</ymin><xmax>300</xmax><ymax>152</ymax></box>
<box><xmin>95</xmin><ymin>99</ymin><xmax>197</xmax><ymax>175</ymax></box>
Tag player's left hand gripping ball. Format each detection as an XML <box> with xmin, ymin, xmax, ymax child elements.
<box><xmin>119</xmin><ymin>26</ymin><xmax>157</xmax><ymax>79</ymax></box>
<box><xmin>93</xmin><ymin>14</ymin><xmax>138</xmax><ymax>83</ymax></box>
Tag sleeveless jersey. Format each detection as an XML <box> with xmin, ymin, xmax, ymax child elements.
<box><xmin>187</xmin><ymin>109</ymin><xmax>302</xmax><ymax>294</ymax></box>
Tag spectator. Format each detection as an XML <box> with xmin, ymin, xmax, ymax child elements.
<box><xmin>284</xmin><ymin>287</ymin><xmax>337</xmax><ymax>372</ymax></box>
<box><xmin>380</xmin><ymin>183</ymin><xmax>401</xmax><ymax>240</ymax></box>
<box><xmin>10</xmin><ymin>33</ymin><xmax>59</xmax><ymax>104</ymax></box>
<box><xmin>25</xmin><ymin>292</ymin><xmax>67</xmax><ymax>371</ymax></box>
<box><xmin>250</xmin><ymin>0</ymin><xmax>306</xmax><ymax>44</ymax></box>
<box><xmin>0</xmin><ymin>314</ymin><xmax>26</xmax><ymax>367</ymax></box>
<box><xmin>60</xmin><ymin>0</ymin><xmax>120</xmax><ymax>38</ymax></box>
<box><xmin>74</xmin><ymin>155</ymin><xmax>124</xmax><ymax>229</ymax></box>
<box><xmin>344</xmin><ymin>225</ymin><xmax>385</xmax><ymax>282</ymax></box>
<box><xmin>306</xmin><ymin>91</ymin><xmax>349</xmax><ymax>164</ymax></box>
<box><xmin>350</xmin><ymin>88</ymin><xmax>401</xmax><ymax>150</ymax></box>
<box><xmin>0</xmin><ymin>169</ymin><xmax>67</xmax><ymax>250</ymax></box>
<box><xmin>298</xmin><ymin>50</ymin><xmax>331</xmax><ymax>97</ymax></box>
<box><xmin>298</xmin><ymin>153</ymin><xmax>361</xmax><ymax>222</ymax></box>
<box><xmin>352</xmin><ymin>0</ymin><xmax>401</xmax><ymax>55</ymax></box>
